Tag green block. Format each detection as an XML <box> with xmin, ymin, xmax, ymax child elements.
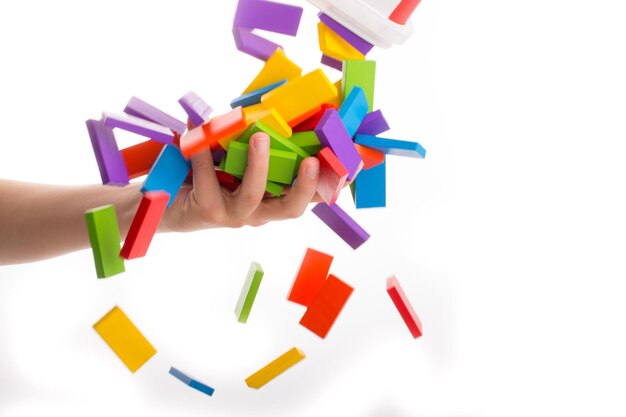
<box><xmin>235</xmin><ymin>262</ymin><xmax>264</xmax><ymax>323</ymax></box>
<box><xmin>290</xmin><ymin>131</ymin><xmax>322</xmax><ymax>155</ymax></box>
<box><xmin>223</xmin><ymin>141</ymin><xmax>297</xmax><ymax>184</ymax></box>
<box><xmin>85</xmin><ymin>205</ymin><xmax>125</xmax><ymax>279</ymax></box>
<box><xmin>239</xmin><ymin>121</ymin><xmax>310</xmax><ymax>170</ymax></box>
<box><xmin>342</xmin><ymin>60</ymin><xmax>376</xmax><ymax>112</ymax></box>
<box><xmin>265</xmin><ymin>180</ymin><xmax>285</xmax><ymax>197</ymax></box>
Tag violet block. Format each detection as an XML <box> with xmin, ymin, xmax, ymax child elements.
<box><xmin>178</xmin><ymin>91</ymin><xmax>213</xmax><ymax>128</ymax></box>
<box><xmin>86</xmin><ymin>119</ymin><xmax>129</xmax><ymax>186</ymax></box>
<box><xmin>318</xmin><ymin>13</ymin><xmax>374</xmax><ymax>55</ymax></box>
<box><xmin>234</xmin><ymin>0</ymin><xmax>303</xmax><ymax>36</ymax></box>
<box><xmin>338</xmin><ymin>87</ymin><xmax>369</xmax><ymax>138</ymax></box>
<box><xmin>233</xmin><ymin>26</ymin><xmax>281</xmax><ymax>61</ymax></box>
<box><xmin>230</xmin><ymin>79</ymin><xmax>286</xmax><ymax>109</ymax></box>
<box><xmin>315</xmin><ymin>109</ymin><xmax>363</xmax><ymax>181</ymax></box>
<box><xmin>311</xmin><ymin>202</ymin><xmax>370</xmax><ymax>250</ymax></box>
<box><xmin>356</xmin><ymin>110</ymin><xmax>390</xmax><ymax>136</ymax></box>
<box><xmin>321</xmin><ymin>54</ymin><xmax>343</xmax><ymax>71</ymax></box>
<box><xmin>355</xmin><ymin>134</ymin><xmax>426</xmax><ymax>158</ymax></box>
<box><xmin>103</xmin><ymin>112</ymin><xmax>175</xmax><ymax>144</ymax></box>
<box><xmin>124</xmin><ymin>96</ymin><xmax>187</xmax><ymax>135</ymax></box>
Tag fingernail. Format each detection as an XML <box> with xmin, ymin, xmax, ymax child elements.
<box><xmin>253</xmin><ymin>134</ymin><xmax>269</xmax><ymax>154</ymax></box>
<box><xmin>306</xmin><ymin>159</ymin><xmax>319</xmax><ymax>179</ymax></box>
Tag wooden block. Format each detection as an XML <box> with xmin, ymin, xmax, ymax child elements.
<box><xmin>321</xmin><ymin>54</ymin><xmax>343</xmax><ymax>71</ymax></box>
<box><xmin>169</xmin><ymin>367</ymin><xmax>215</xmax><ymax>397</ymax></box>
<box><xmin>141</xmin><ymin>145</ymin><xmax>191</xmax><ymax>207</ymax></box>
<box><xmin>93</xmin><ymin>306</ymin><xmax>156</xmax><ymax>373</ymax></box>
<box><xmin>287</xmin><ymin>105</ymin><xmax>322</xmax><ymax>128</ymax></box>
<box><xmin>238</xmin><ymin>121</ymin><xmax>309</xmax><ymax>170</ymax></box>
<box><xmin>288</xmin><ymin>248</ymin><xmax>334</xmax><ymax>307</ymax></box>
<box><xmin>234</xmin><ymin>0</ymin><xmax>303</xmax><ymax>36</ymax></box>
<box><xmin>389</xmin><ymin>0</ymin><xmax>422</xmax><ymax>25</ymax></box>
<box><xmin>290</xmin><ymin>131</ymin><xmax>322</xmax><ymax>155</ymax></box>
<box><xmin>258</xmin><ymin>107</ymin><xmax>292</xmax><ymax>138</ymax></box>
<box><xmin>235</xmin><ymin>262</ymin><xmax>264</xmax><ymax>323</ymax></box>
<box><xmin>231</xmin><ymin>79</ymin><xmax>287</xmax><ymax>109</ymax></box>
<box><xmin>86</xmin><ymin>119</ymin><xmax>129</xmax><ymax>186</ymax></box>
<box><xmin>354</xmin><ymin>144</ymin><xmax>385</xmax><ymax>170</ymax></box>
<box><xmin>353</xmin><ymin>157</ymin><xmax>386</xmax><ymax>209</ymax></box>
<box><xmin>329</xmin><ymin>79</ymin><xmax>343</xmax><ymax>107</ymax></box>
<box><xmin>317</xmin><ymin>21</ymin><xmax>365</xmax><ymax>62</ymax></box>
<box><xmin>292</xmin><ymin>103</ymin><xmax>338</xmax><ymax>133</ymax></box>
<box><xmin>311</xmin><ymin>202</ymin><xmax>370</xmax><ymax>249</ymax></box>
<box><xmin>85</xmin><ymin>205</ymin><xmax>125</xmax><ymax>279</ymax></box>
<box><xmin>245</xmin><ymin>347</ymin><xmax>305</xmax><ymax>389</ymax></box>
<box><xmin>180</xmin><ymin>107</ymin><xmax>248</xmax><ymax>156</ymax></box>
<box><xmin>299</xmin><ymin>274</ymin><xmax>353</xmax><ymax>338</ymax></box>
<box><xmin>354</xmin><ymin>134</ymin><xmax>426</xmax><ymax>158</ymax></box>
<box><xmin>342</xmin><ymin>60</ymin><xmax>376</xmax><ymax>111</ymax></box>
<box><xmin>317</xmin><ymin>147</ymin><xmax>348</xmax><ymax>206</ymax></box>
<box><xmin>314</xmin><ymin>109</ymin><xmax>363</xmax><ymax>181</ymax></box>
<box><xmin>318</xmin><ymin>13</ymin><xmax>374</xmax><ymax>55</ymax></box>
<box><xmin>232</xmin><ymin>26</ymin><xmax>281</xmax><ymax>61</ymax></box>
<box><xmin>243</xmin><ymin>49</ymin><xmax>302</xmax><ymax>94</ymax></box>
<box><xmin>178</xmin><ymin>91</ymin><xmax>213</xmax><ymax>127</ymax></box>
<box><xmin>124</xmin><ymin>96</ymin><xmax>187</xmax><ymax>135</ymax></box>
<box><xmin>120</xmin><ymin>140</ymin><xmax>165</xmax><ymax>179</ymax></box>
<box><xmin>386</xmin><ymin>276</ymin><xmax>423</xmax><ymax>338</ymax></box>
<box><xmin>102</xmin><ymin>111</ymin><xmax>175</xmax><ymax>144</ymax></box>
<box><xmin>338</xmin><ymin>87</ymin><xmax>369</xmax><ymax>138</ymax></box>
<box><xmin>356</xmin><ymin>109</ymin><xmax>390</xmax><ymax>136</ymax></box>
<box><xmin>120</xmin><ymin>191</ymin><xmax>169</xmax><ymax>259</ymax></box>
<box><xmin>223</xmin><ymin>141</ymin><xmax>297</xmax><ymax>184</ymax></box>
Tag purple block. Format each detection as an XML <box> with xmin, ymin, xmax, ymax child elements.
<box><xmin>178</xmin><ymin>91</ymin><xmax>213</xmax><ymax>128</ymax></box>
<box><xmin>212</xmin><ymin>148</ymin><xmax>226</xmax><ymax>166</ymax></box>
<box><xmin>234</xmin><ymin>0</ymin><xmax>303</xmax><ymax>36</ymax></box>
<box><xmin>321</xmin><ymin>54</ymin><xmax>343</xmax><ymax>71</ymax></box>
<box><xmin>311</xmin><ymin>202</ymin><xmax>370</xmax><ymax>250</ymax></box>
<box><xmin>356</xmin><ymin>110</ymin><xmax>390</xmax><ymax>136</ymax></box>
<box><xmin>314</xmin><ymin>109</ymin><xmax>363</xmax><ymax>181</ymax></box>
<box><xmin>318</xmin><ymin>13</ymin><xmax>374</xmax><ymax>55</ymax></box>
<box><xmin>232</xmin><ymin>26</ymin><xmax>281</xmax><ymax>61</ymax></box>
<box><xmin>86</xmin><ymin>119</ymin><xmax>129</xmax><ymax>186</ymax></box>
<box><xmin>102</xmin><ymin>111</ymin><xmax>175</xmax><ymax>144</ymax></box>
<box><xmin>124</xmin><ymin>96</ymin><xmax>187</xmax><ymax>135</ymax></box>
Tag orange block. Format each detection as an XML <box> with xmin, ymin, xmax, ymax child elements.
<box><xmin>317</xmin><ymin>147</ymin><xmax>348</xmax><ymax>205</ymax></box>
<box><xmin>288</xmin><ymin>248</ymin><xmax>334</xmax><ymax>307</ymax></box>
<box><xmin>299</xmin><ymin>274</ymin><xmax>353</xmax><ymax>339</ymax></box>
<box><xmin>121</xmin><ymin>140</ymin><xmax>165</xmax><ymax>179</ymax></box>
<box><xmin>287</xmin><ymin>106</ymin><xmax>321</xmax><ymax>128</ymax></box>
<box><xmin>180</xmin><ymin>107</ymin><xmax>249</xmax><ymax>157</ymax></box>
<box><xmin>354</xmin><ymin>144</ymin><xmax>385</xmax><ymax>170</ymax></box>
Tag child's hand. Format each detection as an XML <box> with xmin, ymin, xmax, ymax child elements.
<box><xmin>162</xmin><ymin>132</ymin><xmax>320</xmax><ymax>232</ymax></box>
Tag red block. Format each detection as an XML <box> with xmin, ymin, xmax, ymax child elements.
<box><xmin>121</xmin><ymin>140</ymin><xmax>165</xmax><ymax>179</ymax></box>
<box><xmin>120</xmin><ymin>191</ymin><xmax>169</xmax><ymax>259</ymax></box>
<box><xmin>299</xmin><ymin>274</ymin><xmax>353</xmax><ymax>338</ymax></box>
<box><xmin>180</xmin><ymin>107</ymin><xmax>248</xmax><ymax>157</ymax></box>
<box><xmin>389</xmin><ymin>0</ymin><xmax>422</xmax><ymax>25</ymax></box>
<box><xmin>288</xmin><ymin>248</ymin><xmax>334</xmax><ymax>307</ymax></box>
<box><xmin>216</xmin><ymin>170</ymin><xmax>241</xmax><ymax>192</ymax></box>
<box><xmin>292</xmin><ymin>104</ymin><xmax>338</xmax><ymax>133</ymax></box>
<box><xmin>386</xmin><ymin>276</ymin><xmax>423</xmax><ymax>338</ymax></box>
<box><xmin>317</xmin><ymin>147</ymin><xmax>348</xmax><ymax>205</ymax></box>
<box><xmin>287</xmin><ymin>106</ymin><xmax>322</xmax><ymax>128</ymax></box>
<box><xmin>354</xmin><ymin>144</ymin><xmax>384</xmax><ymax>170</ymax></box>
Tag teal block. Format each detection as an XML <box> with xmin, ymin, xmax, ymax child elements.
<box><xmin>354</xmin><ymin>157</ymin><xmax>386</xmax><ymax>209</ymax></box>
<box><xmin>235</xmin><ymin>262</ymin><xmax>264</xmax><ymax>323</ymax></box>
<box><xmin>85</xmin><ymin>205</ymin><xmax>125</xmax><ymax>278</ymax></box>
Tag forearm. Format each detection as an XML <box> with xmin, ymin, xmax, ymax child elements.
<box><xmin>0</xmin><ymin>180</ymin><xmax>143</xmax><ymax>265</ymax></box>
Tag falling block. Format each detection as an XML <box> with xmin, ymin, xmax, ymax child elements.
<box><xmin>299</xmin><ymin>274</ymin><xmax>353</xmax><ymax>339</ymax></box>
<box><xmin>234</xmin><ymin>0</ymin><xmax>303</xmax><ymax>36</ymax></box>
<box><xmin>315</xmin><ymin>109</ymin><xmax>362</xmax><ymax>181</ymax></box>
<box><xmin>293</xmin><ymin>104</ymin><xmax>338</xmax><ymax>133</ymax></box>
<box><xmin>389</xmin><ymin>0</ymin><xmax>422</xmax><ymax>25</ymax></box>
<box><xmin>342</xmin><ymin>60</ymin><xmax>376</xmax><ymax>111</ymax></box>
<box><xmin>317</xmin><ymin>147</ymin><xmax>348</xmax><ymax>206</ymax></box>
<box><xmin>124</xmin><ymin>96</ymin><xmax>187</xmax><ymax>135</ymax></box>
<box><xmin>290</xmin><ymin>131</ymin><xmax>321</xmax><ymax>155</ymax></box>
<box><xmin>354</xmin><ymin>144</ymin><xmax>385</xmax><ymax>170</ymax></box>
<box><xmin>386</xmin><ymin>276</ymin><xmax>423</xmax><ymax>338</ymax></box>
<box><xmin>238</xmin><ymin>121</ymin><xmax>309</xmax><ymax>169</ymax></box>
<box><xmin>318</xmin><ymin>13</ymin><xmax>374</xmax><ymax>55</ymax></box>
<box><xmin>93</xmin><ymin>306</ymin><xmax>156</xmax><ymax>373</ymax></box>
<box><xmin>231</xmin><ymin>79</ymin><xmax>287</xmax><ymax>109</ymax></box>
<box><xmin>233</xmin><ymin>26</ymin><xmax>281</xmax><ymax>61</ymax></box>
<box><xmin>352</xmin><ymin>157</ymin><xmax>386</xmax><ymax>209</ymax></box>
<box><xmin>102</xmin><ymin>112</ymin><xmax>175</xmax><ymax>144</ymax></box>
<box><xmin>243</xmin><ymin>49</ymin><xmax>302</xmax><ymax>95</ymax></box>
<box><xmin>317</xmin><ymin>21</ymin><xmax>365</xmax><ymax>62</ymax></box>
<box><xmin>288</xmin><ymin>248</ymin><xmax>334</xmax><ymax>307</ymax></box>
<box><xmin>86</xmin><ymin>119</ymin><xmax>129</xmax><ymax>186</ymax></box>
<box><xmin>180</xmin><ymin>107</ymin><xmax>248</xmax><ymax>157</ymax></box>
<box><xmin>321</xmin><ymin>54</ymin><xmax>343</xmax><ymax>71</ymax></box>
<box><xmin>235</xmin><ymin>262</ymin><xmax>264</xmax><ymax>323</ymax></box>
<box><xmin>223</xmin><ymin>141</ymin><xmax>297</xmax><ymax>184</ymax></box>
<box><xmin>338</xmin><ymin>87</ymin><xmax>369</xmax><ymax>138</ymax></box>
<box><xmin>245</xmin><ymin>347</ymin><xmax>305</xmax><ymax>389</ymax></box>
<box><xmin>142</xmin><ymin>145</ymin><xmax>191</xmax><ymax>207</ymax></box>
<box><xmin>178</xmin><ymin>91</ymin><xmax>213</xmax><ymax>127</ymax></box>
<box><xmin>85</xmin><ymin>205</ymin><xmax>125</xmax><ymax>279</ymax></box>
<box><xmin>169</xmin><ymin>367</ymin><xmax>215</xmax><ymax>397</ymax></box>
<box><xmin>261</xmin><ymin>69</ymin><xmax>338</xmax><ymax>125</ymax></box>
<box><xmin>355</xmin><ymin>134</ymin><xmax>426</xmax><ymax>158</ymax></box>
<box><xmin>311</xmin><ymin>202</ymin><xmax>370</xmax><ymax>250</ymax></box>
<box><xmin>356</xmin><ymin>110</ymin><xmax>390</xmax><ymax>136</ymax></box>
<box><xmin>120</xmin><ymin>140</ymin><xmax>165</xmax><ymax>179</ymax></box>
<box><xmin>120</xmin><ymin>191</ymin><xmax>169</xmax><ymax>259</ymax></box>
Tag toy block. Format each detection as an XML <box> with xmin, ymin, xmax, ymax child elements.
<box><xmin>314</xmin><ymin>109</ymin><xmax>362</xmax><ymax>181</ymax></box>
<box><xmin>342</xmin><ymin>60</ymin><xmax>376</xmax><ymax>111</ymax></box>
<box><xmin>354</xmin><ymin>134</ymin><xmax>426</xmax><ymax>158</ymax></box>
<box><xmin>93</xmin><ymin>306</ymin><xmax>156</xmax><ymax>373</ymax></box>
<box><xmin>290</xmin><ymin>131</ymin><xmax>322</xmax><ymax>155</ymax></box>
<box><xmin>329</xmin><ymin>79</ymin><xmax>343</xmax><ymax>107</ymax></box>
<box><xmin>234</xmin><ymin>0</ymin><xmax>303</xmax><ymax>36</ymax></box>
<box><xmin>389</xmin><ymin>0</ymin><xmax>422</xmax><ymax>25</ymax></box>
<box><xmin>386</xmin><ymin>276</ymin><xmax>423</xmax><ymax>338</ymax></box>
<box><xmin>233</xmin><ymin>26</ymin><xmax>281</xmax><ymax>61</ymax></box>
<box><xmin>338</xmin><ymin>87</ymin><xmax>369</xmax><ymax>138</ymax></box>
<box><xmin>293</xmin><ymin>104</ymin><xmax>338</xmax><ymax>133</ymax></box>
<box><xmin>318</xmin><ymin>13</ymin><xmax>374</xmax><ymax>55</ymax></box>
<box><xmin>311</xmin><ymin>202</ymin><xmax>370</xmax><ymax>249</ymax></box>
<box><xmin>321</xmin><ymin>54</ymin><xmax>343</xmax><ymax>71</ymax></box>
<box><xmin>180</xmin><ymin>124</ymin><xmax>213</xmax><ymax>157</ymax></box>
<box><xmin>238</xmin><ymin>121</ymin><xmax>309</xmax><ymax>169</ymax></box>
<box><xmin>124</xmin><ymin>96</ymin><xmax>187</xmax><ymax>135</ymax></box>
<box><xmin>287</xmin><ymin>105</ymin><xmax>322</xmax><ymax>128</ymax></box>
<box><xmin>86</xmin><ymin>119</ymin><xmax>129</xmax><ymax>186</ymax></box>
<box><xmin>120</xmin><ymin>140</ymin><xmax>165</xmax><ymax>179</ymax></box>
<box><xmin>261</xmin><ymin>69</ymin><xmax>338</xmax><ymax>125</ymax></box>
<box><xmin>245</xmin><ymin>347</ymin><xmax>305</xmax><ymax>389</ymax></box>
<box><xmin>102</xmin><ymin>111</ymin><xmax>175</xmax><ymax>144</ymax></box>
<box><xmin>225</xmin><ymin>170</ymin><xmax>284</xmax><ymax>196</ymax></box>
<box><xmin>215</xmin><ymin>170</ymin><xmax>241</xmax><ymax>192</ymax></box>
<box><xmin>317</xmin><ymin>21</ymin><xmax>365</xmax><ymax>62</ymax></box>
<box><xmin>178</xmin><ymin>91</ymin><xmax>213</xmax><ymax>127</ymax></box>
<box><xmin>288</xmin><ymin>248</ymin><xmax>334</xmax><ymax>307</ymax></box>
<box><xmin>231</xmin><ymin>79</ymin><xmax>287</xmax><ymax>109</ymax></box>
<box><xmin>352</xmin><ymin>157</ymin><xmax>386</xmax><ymax>208</ymax></box>
<box><xmin>85</xmin><ymin>205</ymin><xmax>125</xmax><ymax>278</ymax></box>
<box><xmin>243</xmin><ymin>49</ymin><xmax>302</xmax><ymax>95</ymax></box>
<box><xmin>299</xmin><ymin>274</ymin><xmax>353</xmax><ymax>338</ymax></box>
<box><xmin>142</xmin><ymin>145</ymin><xmax>191</xmax><ymax>207</ymax></box>
<box><xmin>169</xmin><ymin>367</ymin><xmax>215</xmax><ymax>397</ymax></box>
<box><xmin>120</xmin><ymin>191</ymin><xmax>169</xmax><ymax>259</ymax></box>
<box><xmin>235</xmin><ymin>262</ymin><xmax>264</xmax><ymax>323</ymax></box>
<box><xmin>257</xmin><ymin>107</ymin><xmax>292</xmax><ymax>138</ymax></box>
<box><xmin>354</xmin><ymin>143</ymin><xmax>385</xmax><ymax>170</ymax></box>
<box><xmin>180</xmin><ymin>107</ymin><xmax>248</xmax><ymax>157</ymax></box>
<box><xmin>223</xmin><ymin>141</ymin><xmax>297</xmax><ymax>184</ymax></box>
<box><xmin>356</xmin><ymin>109</ymin><xmax>390</xmax><ymax>136</ymax></box>
<box><xmin>317</xmin><ymin>147</ymin><xmax>348</xmax><ymax>206</ymax></box>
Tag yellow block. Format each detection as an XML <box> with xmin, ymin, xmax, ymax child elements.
<box><xmin>259</xmin><ymin>107</ymin><xmax>292</xmax><ymax>138</ymax></box>
<box><xmin>261</xmin><ymin>69</ymin><xmax>338</xmax><ymax>125</ymax></box>
<box><xmin>243</xmin><ymin>49</ymin><xmax>302</xmax><ymax>95</ymax></box>
<box><xmin>93</xmin><ymin>306</ymin><xmax>157</xmax><ymax>373</ymax></box>
<box><xmin>328</xmin><ymin>79</ymin><xmax>343</xmax><ymax>107</ymax></box>
<box><xmin>245</xmin><ymin>347</ymin><xmax>305</xmax><ymax>389</ymax></box>
<box><xmin>318</xmin><ymin>22</ymin><xmax>365</xmax><ymax>62</ymax></box>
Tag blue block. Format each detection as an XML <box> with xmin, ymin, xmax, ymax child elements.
<box><xmin>354</xmin><ymin>135</ymin><xmax>426</xmax><ymax>159</ymax></box>
<box><xmin>353</xmin><ymin>157</ymin><xmax>386</xmax><ymax>209</ymax></box>
<box><xmin>142</xmin><ymin>145</ymin><xmax>190</xmax><ymax>207</ymax></box>
<box><xmin>230</xmin><ymin>79</ymin><xmax>287</xmax><ymax>109</ymax></box>
<box><xmin>169</xmin><ymin>367</ymin><xmax>215</xmax><ymax>397</ymax></box>
<box><xmin>338</xmin><ymin>87</ymin><xmax>369</xmax><ymax>138</ymax></box>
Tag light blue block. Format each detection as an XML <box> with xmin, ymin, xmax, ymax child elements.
<box><xmin>169</xmin><ymin>367</ymin><xmax>215</xmax><ymax>397</ymax></box>
<box><xmin>354</xmin><ymin>157</ymin><xmax>386</xmax><ymax>209</ymax></box>
<box><xmin>230</xmin><ymin>79</ymin><xmax>287</xmax><ymax>108</ymax></box>
<box><xmin>338</xmin><ymin>87</ymin><xmax>369</xmax><ymax>138</ymax></box>
<box><xmin>142</xmin><ymin>145</ymin><xmax>190</xmax><ymax>207</ymax></box>
<box><xmin>354</xmin><ymin>135</ymin><xmax>426</xmax><ymax>159</ymax></box>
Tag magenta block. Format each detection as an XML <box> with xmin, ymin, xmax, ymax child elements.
<box><xmin>102</xmin><ymin>112</ymin><xmax>175</xmax><ymax>144</ymax></box>
<box><xmin>232</xmin><ymin>26</ymin><xmax>281</xmax><ymax>61</ymax></box>
<box><xmin>311</xmin><ymin>202</ymin><xmax>370</xmax><ymax>250</ymax></box>
<box><xmin>318</xmin><ymin>13</ymin><xmax>374</xmax><ymax>55</ymax></box>
<box><xmin>314</xmin><ymin>109</ymin><xmax>363</xmax><ymax>181</ymax></box>
<box><xmin>86</xmin><ymin>119</ymin><xmax>129</xmax><ymax>186</ymax></box>
<box><xmin>356</xmin><ymin>110</ymin><xmax>390</xmax><ymax>136</ymax></box>
<box><xmin>178</xmin><ymin>91</ymin><xmax>213</xmax><ymax>128</ymax></box>
<box><xmin>321</xmin><ymin>54</ymin><xmax>343</xmax><ymax>71</ymax></box>
<box><xmin>124</xmin><ymin>96</ymin><xmax>187</xmax><ymax>135</ymax></box>
<box><xmin>234</xmin><ymin>0</ymin><xmax>303</xmax><ymax>36</ymax></box>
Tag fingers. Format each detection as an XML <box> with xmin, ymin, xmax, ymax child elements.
<box><xmin>229</xmin><ymin>132</ymin><xmax>270</xmax><ymax>219</ymax></box>
<box><xmin>189</xmin><ymin>149</ymin><xmax>222</xmax><ymax>208</ymax></box>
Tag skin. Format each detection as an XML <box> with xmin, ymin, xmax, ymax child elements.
<box><xmin>0</xmin><ymin>132</ymin><xmax>320</xmax><ymax>265</ymax></box>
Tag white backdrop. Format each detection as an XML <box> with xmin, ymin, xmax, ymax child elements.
<box><xmin>2</xmin><ymin>0</ymin><xmax>626</xmax><ymax>416</ymax></box>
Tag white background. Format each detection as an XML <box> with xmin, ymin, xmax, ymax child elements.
<box><xmin>1</xmin><ymin>0</ymin><xmax>626</xmax><ymax>416</ymax></box>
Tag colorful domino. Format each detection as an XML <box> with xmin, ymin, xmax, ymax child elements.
<box><xmin>223</xmin><ymin>141</ymin><xmax>297</xmax><ymax>184</ymax></box>
<box><xmin>178</xmin><ymin>91</ymin><xmax>213</xmax><ymax>127</ymax></box>
<box><xmin>311</xmin><ymin>202</ymin><xmax>370</xmax><ymax>249</ymax></box>
<box><xmin>386</xmin><ymin>276</ymin><xmax>423</xmax><ymax>338</ymax></box>
<box><xmin>235</xmin><ymin>262</ymin><xmax>264</xmax><ymax>323</ymax></box>
<box><xmin>245</xmin><ymin>347</ymin><xmax>305</xmax><ymax>389</ymax></box>
<box><xmin>352</xmin><ymin>157</ymin><xmax>386</xmax><ymax>209</ymax></box>
<box><xmin>120</xmin><ymin>140</ymin><xmax>165</xmax><ymax>179</ymax></box>
<box><xmin>141</xmin><ymin>145</ymin><xmax>191</xmax><ymax>207</ymax></box>
<box><xmin>299</xmin><ymin>274</ymin><xmax>353</xmax><ymax>339</ymax></box>
<box><xmin>124</xmin><ymin>96</ymin><xmax>187</xmax><ymax>135</ymax></box>
<box><xmin>102</xmin><ymin>111</ymin><xmax>175</xmax><ymax>144</ymax></box>
<box><xmin>314</xmin><ymin>108</ymin><xmax>362</xmax><ymax>180</ymax></box>
<box><xmin>342</xmin><ymin>60</ymin><xmax>376</xmax><ymax>111</ymax></box>
<box><xmin>338</xmin><ymin>87</ymin><xmax>369</xmax><ymax>138</ymax></box>
<box><xmin>169</xmin><ymin>367</ymin><xmax>215</xmax><ymax>397</ymax></box>
<box><xmin>356</xmin><ymin>109</ymin><xmax>390</xmax><ymax>136</ymax></box>
<box><xmin>86</xmin><ymin>119</ymin><xmax>129</xmax><ymax>186</ymax></box>
<box><xmin>354</xmin><ymin>134</ymin><xmax>426</xmax><ymax>158</ymax></box>
<box><xmin>85</xmin><ymin>205</ymin><xmax>125</xmax><ymax>278</ymax></box>
<box><xmin>317</xmin><ymin>147</ymin><xmax>348</xmax><ymax>206</ymax></box>
<box><xmin>120</xmin><ymin>191</ymin><xmax>170</xmax><ymax>259</ymax></box>
<box><xmin>288</xmin><ymin>248</ymin><xmax>334</xmax><ymax>307</ymax></box>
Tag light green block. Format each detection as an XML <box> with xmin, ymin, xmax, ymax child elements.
<box><xmin>235</xmin><ymin>262</ymin><xmax>264</xmax><ymax>323</ymax></box>
<box><xmin>223</xmin><ymin>141</ymin><xmax>297</xmax><ymax>184</ymax></box>
<box><xmin>85</xmin><ymin>205</ymin><xmax>125</xmax><ymax>279</ymax></box>
<box><xmin>342</xmin><ymin>60</ymin><xmax>376</xmax><ymax>112</ymax></box>
<box><xmin>239</xmin><ymin>121</ymin><xmax>310</xmax><ymax>170</ymax></box>
<box><xmin>265</xmin><ymin>180</ymin><xmax>285</xmax><ymax>196</ymax></box>
<box><xmin>290</xmin><ymin>131</ymin><xmax>322</xmax><ymax>155</ymax></box>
